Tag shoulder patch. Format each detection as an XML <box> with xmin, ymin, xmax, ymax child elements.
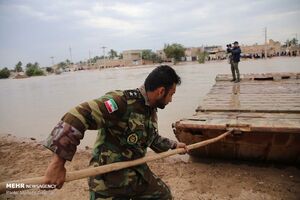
<box><xmin>124</xmin><ymin>89</ymin><xmax>142</xmax><ymax>99</ymax></box>
<box><xmin>104</xmin><ymin>99</ymin><xmax>118</xmax><ymax>113</ymax></box>
<box><xmin>127</xmin><ymin>133</ymin><xmax>138</xmax><ymax>145</ymax></box>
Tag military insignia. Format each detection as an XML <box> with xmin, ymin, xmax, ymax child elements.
<box><xmin>127</xmin><ymin>133</ymin><xmax>138</xmax><ymax>145</ymax></box>
<box><xmin>124</xmin><ymin>89</ymin><xmax>141</xmax><ymax>99</ymax></box>
<box><xmin>104</xmin><ymin>99</ymin><xmax>118</xmax><ymax>113</ymax></box>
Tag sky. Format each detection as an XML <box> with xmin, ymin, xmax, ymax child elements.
<box><xmin>0</xmin><ymin>0</ymin><xmax>299</xmax><ymax>68</ymax></box>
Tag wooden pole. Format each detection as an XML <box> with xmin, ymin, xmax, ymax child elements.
<box><xmin>0</xmin><ymin>130</ymin><xmax>232</xmax><ymax>194</ymax></box>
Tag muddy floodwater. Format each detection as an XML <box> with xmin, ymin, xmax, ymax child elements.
<box><xmin>0</xmin><ymin>57</ymin><xmax>299</xmax><ymax>148</ymax></box>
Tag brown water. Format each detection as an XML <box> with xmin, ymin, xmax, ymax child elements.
<box><xmin>0</xmin><ymin>57</ymin><xmax>299</xmax><ymax>148</ymax></box>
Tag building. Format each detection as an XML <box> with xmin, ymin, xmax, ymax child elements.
<box><xmin>184</xmin><ymin>47</ymin><xmax>203</xmax><ymax>61</ymax></box>
<box><xmin>156</xmin><ymin>50</ymin><xmax>170</xmax><ymax>62</ymax></box>
<box><xmin>122</xmin><ymin>50</ymin><xmax>143</xmax><ymax>65</ymax></box>
<box><xmin>93</xmin><ymin>49</ymin><xmax>157</xmax><ymax>68</ymax></box>
<box><xmin>240</xmin><ymin>39</ymin><xmax>286</xmax><ymax>57</ymax></box>
<box><xmin>286</xmin><ymin>44</ymin><xmax>300</xmax><ymax>56</ymax></box>
<box><xmin>204</xmin><ymin>46</ymin><xmax>226</xmax><ymax>60</ymax></box>
<box><xmin>95</xmin><ymin>58</ymin><xmax>125</xmax><ymax>68</ymax></box>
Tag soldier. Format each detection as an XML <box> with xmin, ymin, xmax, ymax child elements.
<box><xmin>43</xmin><ymin>65</ymin><xmax>188</xmax><ymax>199</ymax></box>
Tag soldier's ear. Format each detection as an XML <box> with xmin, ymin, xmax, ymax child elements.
<box><xmin>157</xmin><ymin>87</ymin><xmax>166</xmax><ymax>98</ymax></box>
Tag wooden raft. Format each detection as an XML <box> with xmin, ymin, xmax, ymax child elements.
<box><xmin>173</xmin><ymin>72</ymin><xmax>300</xmax><ymax>164</ymax></box>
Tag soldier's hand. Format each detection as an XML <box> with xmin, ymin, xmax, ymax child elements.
<box><xmin>43</xmin><ymin>154</ymin><xmax>66</xmax><ymax>189</ymax></box>
<box><xmin>176</xmin><ymin>142</ymin><xmax>189</xmax><ymax>154</ymax></box>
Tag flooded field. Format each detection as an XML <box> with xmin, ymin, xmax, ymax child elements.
<box><xmin>0</xmin><ymin>57</ymin><xmax>299</xmax><ymax>148</ymax></box>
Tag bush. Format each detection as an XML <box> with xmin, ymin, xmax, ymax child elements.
<box><xmin>198</xmin><ymin>52</ymin><xmax>209</xmax><ymax>64</ymax></box>
<box><xmin>0</xmin><ymin>68</ymin><xmax>11</xmax><ymax>79</ymax></box>
<box><xmin>46</xmin><ymin>67</ymin><xmax>54</xmax><ymax>73</ymax></box>
<box><xmin>26</xmin><ymin>67</ymin><xmax>44</xmax><ymax>76</ymax></box>
<box><xmin>25</xmin><ymin>62</ymin><xmax>44</xmax><ymax>77</ymax></box>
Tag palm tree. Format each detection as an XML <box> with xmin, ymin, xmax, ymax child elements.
<box><xmin>15</xmin><ymin>61</ymin><xmax>23</xmax><ymax>72</ymax></box>
<box><xmin>108</xmin><ymin>49</ymin><xmax>118</xmax><ymax>59</ymax></box>
<box><xmin>290</xmin><ymin>38</ymin><xmax>298</xmax><ymax>46</ymax></box>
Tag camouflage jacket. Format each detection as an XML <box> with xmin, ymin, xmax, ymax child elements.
<box><xmin>44</xmin><ymin>85</ymin><xmax>177</xmax><ymax>183</ymax></box>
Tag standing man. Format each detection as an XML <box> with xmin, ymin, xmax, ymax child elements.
<box><xmin>43</xmin><ymin>65</ymin><xmax>188</xmax><ymax>199</ymax></box>
<box><xmin>228</xmin><ymin>41</ymin><xmax>241</xmax><ymax>83</ymax></box>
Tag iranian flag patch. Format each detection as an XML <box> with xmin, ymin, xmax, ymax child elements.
<box><xmin>104</xmin><ymin>99</ymin><xmax>118</xmax><ymax>113</ymax></box>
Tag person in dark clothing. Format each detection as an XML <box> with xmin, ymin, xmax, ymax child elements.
<box><xmin>228</xmin><ymin>41</ymin><xmax>241</xmax><ymax>83</ymax></box>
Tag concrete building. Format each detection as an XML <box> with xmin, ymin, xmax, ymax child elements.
<box><xmin>204</xmin><ymin>46</ymin><xmax>226</xmax><ymax>60</ymax></box>
<box><xmin>95</xmin><ymin>58</ymin><xmax>126</xmax><ymax>68</ymax></box>
<box><xmin>184</xmin><ymin>47</ymin><xmax>203</xmax><ymax>61</ymax></box>
<box><xmin>122</xmin><ymin>50</ymin><xmax>143</xmax><ymax>65</ymax></box>
<box><xmin>240</xmin><ymin>39</ymin><xmax>288</xmax><ymax>57</ymax></box>
<box><xmin>93</xmin><ymin>49</ymin><xmax>156</xmax><ymax>68</ymax></box>
<box><xmin>156</xmin><ymin>50</ymin><xmax>169</xmax><ymax>62</ymax></box>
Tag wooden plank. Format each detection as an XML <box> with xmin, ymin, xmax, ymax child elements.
<box><xmin>197</xmin><ymin>73</ymin><xmax>300</xmax><ymax>113</ymax></box>
<box><xmin>177</xmin><ymin>112</ymin><xmax>300</xmax><ymax>133</ymax></box>
<box><xmin>215</xmin><ymin>72</ymin><xmax>300</xmax><ymax>81</ymax></box>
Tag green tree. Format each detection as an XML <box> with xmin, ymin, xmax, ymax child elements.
<box><xmin>108</xmin><ymin>49</ymin><xmax>118</xmax><ymax>59</ymax></box>
<box><xmin>46</xmin><ymin>67</ymin><xmax>54</xmax><ymax>73</ymax></box>
<box><xmin>57</xmin><ymin>62</ymin><xmax>67</xmax><ymax>70</ymax></box>
<box><xmin>163</xmin><ymin>43</ymin><xmax>185</xmax><ymax>64</ymax></box>
<box><xmin>0</xmin><ymin>67</ymin><xmax>11</xmax><ymax>79</ymax></box>
<box><xmin>285</xmin><ymin>39</ymin><xmax>291</xmax><ymax>47</ymax></box>
<box><xmin>15</xmin><ymin>61</ymin><xmax>23</xmax><ymax>72</ymax></box>
<box><xmin>141</xmin><ymin>50</ymin><xmax>152</xmax><ymax>60</ymax></box>
<box><xmin>142</xmin><ymin>50</ymin><xmax>161</xmax><ymax>63</ymax></box>
<box><xmin>290</xmin><ymin>37</ymin><xmax>298</xmax><ymax>46</ymax></box>
<box><xmin>25</xmin><ymin>62</ymin><xmax>44</xmax><ymax>76</ymax></box>
<box><xmin>65</xmin><ymin>59</ymin><xmax>71</xmax><ymax>66</ymax></box>
<box><xmin>90</xmin><ymin>56</ymin><xmax>99</xmax><ymax>64</ymax></box>
<box><xmin>197</xmin><ymin>52</ymin><xmax>209</xmax><ymax>64</ymax></box>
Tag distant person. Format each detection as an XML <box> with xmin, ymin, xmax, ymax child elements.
<box><xmin>227</xmin><ymin>41</ymin><xmax>241</xmax><ymax>83</ymax></box>
<box><xmin>43</xmin><ymin>65</ymin><xmax>188</xmax><ymax>199</ymax></box>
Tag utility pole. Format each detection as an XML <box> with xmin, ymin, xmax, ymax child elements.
<box><xmin>264</xmin><ymin>27</ymin><xmax>267</xmax><ymax>59</ymax></box>
<box><xmin>89</xmin><ymin>50</ymin><xmax>91</xmax><ymax>66</ymax></box>
<box><xmin>50</xmin><ymin>56</ymin><xmax>55</xmax><ymax>66</ymax></box>
<box><xmin>69</xmin><ymin>46</ymin><xmax>73</xmax><ymax>64</ymax></box>
<box><xmin>101</xmin><ymin>46</ymin><xmax>107</xmax><ymax>67</ymax></box>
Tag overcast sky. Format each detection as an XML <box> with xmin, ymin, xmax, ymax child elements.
<box><xmin>0</xmin><ymin>0</ymin><xmax>299</xmax><ymax>68</ymax></box>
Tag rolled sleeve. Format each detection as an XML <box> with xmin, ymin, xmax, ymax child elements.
<box><xmin>43</xmin><ymin>121</ymin><xmax>83</xmax><ymax>161</ymax></box>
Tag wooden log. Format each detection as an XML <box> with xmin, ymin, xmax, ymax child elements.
<box><xmin>0</xmin><ymin>130</ymin><xmax>232</xmax><ymax>194</ymax></box>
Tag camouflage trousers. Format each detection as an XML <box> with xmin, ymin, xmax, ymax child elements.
<box><xmin>89</xmin><ymin>167</ymin><xmax>172</xmax><ymax>200</ymax></box>
<box><xmin>231</xmin><ymin>61</ymin><xmax>240</xmax><ymax>81</ymax></box>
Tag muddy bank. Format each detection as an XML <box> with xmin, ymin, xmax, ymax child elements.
<box><xmin>0</xmin><ymin>134</ymin><xmax>299</xmax><ymax>200</ymax></box>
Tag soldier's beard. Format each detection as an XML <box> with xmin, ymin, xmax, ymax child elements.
<box><xmin>155</xmin><ymin>97</ymin><xmax>167</xmax><ymax>109</ymax></box>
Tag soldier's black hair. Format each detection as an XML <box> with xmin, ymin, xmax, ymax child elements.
<box><xmin>144</xmin><ymin>65</ymin><xmax>181</xmax><ymax>92</ymax></box>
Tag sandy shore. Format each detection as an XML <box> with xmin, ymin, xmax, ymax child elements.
<box><xmin>0</xmin><ymin>134</ymin><xmax>299</xmax><ymax>200</ymax></box>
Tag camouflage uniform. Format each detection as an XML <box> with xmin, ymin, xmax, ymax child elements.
<box><xmin>44</xmin><ymin>85</ymin><xmax>177</xmax><ymax>199</ymax></box>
